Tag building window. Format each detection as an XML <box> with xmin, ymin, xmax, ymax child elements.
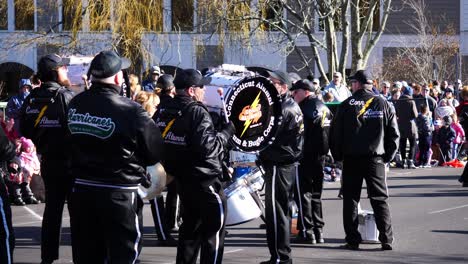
<box><xmin>260</xmin><ymin>0</ymin><xmax>282</xmax><ymax>31</ymax></box>
<box><xmin>172</xmin><ymin>0</ymin><xmax>193</xmax><ymax>31</ymax></box>
<box><xmin>89</xmin><ymin>0</ymin><xmax>111</xmax><ymax>31</ymax></box>
<box><xmin>0</xmin><ymin>0</ymin><xmax>7</xmax><ymax>30</ymax></box>
<box><xmin>14</xmin><ymin>0</ymin><xmax>34</xmax><ymax>30</ymax></box>
<box><xmin>62</xmin><ymin>0</ymin><xmax>83</xmax><ymax>31</ymax></box>
<box><xmin>141</xmin><ymin>0</ymin><xmax>163</xmax><ymax>32</ymax></box>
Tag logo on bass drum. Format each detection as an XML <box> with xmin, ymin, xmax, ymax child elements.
<box><xmin>225</xmin><ymin>76</ymin><xmax>282</xmax><ymax>152</ymax></box>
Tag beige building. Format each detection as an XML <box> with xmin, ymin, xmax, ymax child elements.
<box><xmin>0</xmin><ymin>0</ymin><xmax>467</xmax><ymax>98</ymax></box>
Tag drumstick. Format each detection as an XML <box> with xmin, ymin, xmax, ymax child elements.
<box><xmin>82</xmin><ymin>74</ymin><xmax>89</xmax><ymax>90</ymax></box>
<box><xmin>217</xmin><ymin>87</ymin><xmax>230</xmax><ymax>123</ymax></box>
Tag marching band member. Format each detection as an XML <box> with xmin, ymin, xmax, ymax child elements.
<box><xmin>19</xmin><ymin>54</ymin><xmax>75</xmax><ymax>264</ymax></box>
<box><xmin>154</xmin><ymin>69</ymin><xmax>235</xmax><ymax>264</ymax></box>
<box><xmin>259</xmin><ymin>70</ymin><xmax>303</xmax><ymax>264</ymax></box>
<box><xmin>290</xmin><ymin>79</ymin><xmax>332</xmax><ymax>244</ymax></box>
<box><xmin>67</xmin><ymin>50</ymin><xmax>163</xmax><ymax>263</ymax></box>
<box><xmin>330</xmin><ymin>70</ymin><xmax>399</xmax><ymax>250</ymax></box>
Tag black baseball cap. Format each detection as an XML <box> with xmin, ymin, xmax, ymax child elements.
<box><xmin>37</xmin><ymin>54</ymin><xmax>70</xmax><ymax>78</ymax></box>
<box><xmin>268</xmin><ymin>70</ymin><xmax>292</xmax><ymax>87</ymax></box>
<box><xmin>348</xmin><ymin>70</ymin><xmax>373</xmax><ymax>85</ymax></box>
<box><xmin>174</xmin><ymin>69</ymin><xmax>211</xmax><ymax>90</ymax></box>
<box><xmin>89</xmin><ymin>50</ymin><xmax>131</xmax><ymax>78</ymax></box>
<box><xmin>156</xmin><ymin>74</ymin><xmax>174</xmax><ymax>90</ymax></box>
<box><xmin>290</xmin><ymin>79</ymin><xmax>314</xmax><ymax>92</ymax></box>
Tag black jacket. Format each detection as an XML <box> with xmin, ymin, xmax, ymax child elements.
<box><xmin>19</xmin><ymin>82</ymin><xmax>74</xmax><ymax>158</ymax></box>
<box><xmin>259</xmin><ymin>94</ymin><xmax>303</xmax><ymax>165</ymax></box>
<box><xmin>394</xmin><ymin>94</ymin><xmax>418</xmax><ymax>138</ymax></box>
<box><xmin>330</xmin><ymin>88</ymin><xmax>400</xmax><ymax>162</ymax></box>
<box><xmin>437</xmin><ymin>126</ymin><xmax>455</xmax><ymax>147</ymax></box>
<box><xmin>300</xmin><ymin>96</ymin><xmax>332</xmax><ymax>159</ymax></box>
<box><xmin>67</xmin><ymin>82</ymin><xmax>163</xmax><ymax>186</ymax></box>
<box><xmin>154</xmin><ymin>95</ymin><xmax>234</xmax><ymax>187</ymax></box>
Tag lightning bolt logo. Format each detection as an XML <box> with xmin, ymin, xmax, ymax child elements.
<box><xmin>34</xmin><ymin>105</ymin><xmax>48</xmax><ymax>127</ymax></box>
<box><xmin>162</xmin><ymin>118</ymin><xmax>176</xmax><ymax>138</ymax></box>
<box><xmin>357</xmin><ymin>97</ymin><xmax>374</xmax><ymax>118</ymax></box>
<box><xmin>240</xmin><ymin>91</ymin><xmax>262</xmax><ymax>138</ymax></box>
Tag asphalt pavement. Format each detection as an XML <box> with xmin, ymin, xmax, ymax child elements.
<box><xmin>11</xmin><ymin>166</ymin><xmax>468</xmax><ymax>264</ymax></box>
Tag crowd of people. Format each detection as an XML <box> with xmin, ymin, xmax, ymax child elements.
<box><xmin>0</xmin><ymin>50</ymin><xmax>467</xmax><ymax>264</ymax></box>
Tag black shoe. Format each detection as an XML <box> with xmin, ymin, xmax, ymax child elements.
<box><xmin>313</xmin><ymin>229</ymin><xmax>325</xmax><ymax>243</ymax></box>
<box><xmin>259</xmin><ymin>223</ymin><xmax>267</xmax><ymax>229</ymax></box>
<box><xmin>463</xmin><ymin>182</ymin><xmax>468</xmax><ymax>187</ymax></box>
<box><xmin>260</xmin><ymin>259</ymin><xmax>292</xmax><ymax>264</ymax></box>
<box><xmin>24</xmin><ymin>196</ymin><xmax>40</xmax><ymax>204</ymax></box>
<box><xmin>341</xmin><ymin>243</ymin><xmax>359</xmax><ymax>250</ymax></box>
<box><xmin>13</xmin><ymin>197</ymin><xmax>26</xmax><ymax>206</ymax></box>
<box><xmin>292</xmin><ymin>232</ymin><xmax>316</xmax><ymax>244</ymax></box>
<box><xmin>40</xmin><ymin>260</ymin><xmax>53</xmax><ymax>264</ymax></box>
<box><xmin>155</xmin><ymin>237</ymin><xmax>178</xmax><ymax>247</ymax></box>
<box><xmin>381</xmin><ymin>243</ymin><xmax>393</xmax><ymax>250</ymax></box>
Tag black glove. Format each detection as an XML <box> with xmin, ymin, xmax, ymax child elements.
<box><xmin>141</xmin><ymin>172</ymin><xmax>152</xmax><ymax>188</ymax></box>
<box><xmin>221</xmin><ymin>121</ymin><xmax>236</xmax><ymax>138</ymax></box>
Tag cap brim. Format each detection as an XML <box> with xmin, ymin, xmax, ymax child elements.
<box><xmin>58</xmin><ymin>57</ymin><xmax>71</xmax><ymax>66</ymax></box>
<box><xmin>268</xmin><ymin>71</ymin><xmax>281</xmax><ymax>81</ymax></box>
<box><xmin>199</xmin><ymin>76</ymin><xmax>212</xmax><ymax>86</ymax></box>
<box><xmin>121</xmin><ymin>58</ymin><xmax>131</xmax><ymax>70</ymax></box>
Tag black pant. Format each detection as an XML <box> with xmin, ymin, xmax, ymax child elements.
<box><xmin>460</xmin><ymin>164</ymin><xmax>468</xmax><ymax>183</ymax></box>
<box><xmin>418</xmin><ymin>134</ymin><xmax>432</xmax><ymax>165</ymax></box>
<box><xmin>40</xmin><ymin>158</ymin><xmax>73</xmax><ymax>262</ymax></box>
<box><xmin>440</xmin><ymin>144</ymin><xmax>453</xmax><ymax>162</ymax></box>
<box><xmin>342</xmin><ymin>157</ymin><xmax>393</xmax><ymax>245</ymax></box>
<box><xmin>176</xmin><ymin>179</ymin><xmax>226</xmax><ymax>264</ymax></box>
<box><xmin>264</xmin><ymin>162</ymin><xmax>296</xmax><ymax>263</ymax></box>
<box><xmin>149</xmin><ymin>196</ymin><xmax>171</xmax><ymax>240</ymax></box>
<box><xmin>70</xmin><ymin>184</ymin><xmax>143</xmax><ymax>264</ymax></box>
<box><xmin>400</xmin><ymin>136</ymin><xmax>417</xmax><ymax>161</ymax></box>
<box><xmin>294</xmin><ymin>157</ymin><xmax>325</xmax><ymax>236</ymax></box>
<box><xmin>0</xmin><ymin>176</ymin><xmax>14</xmax><ymax>264</ymax></box>
<box><xmin>165</xmin><ymin>181</ymin><xmax>180</xmax><ymax>229</ymax></box>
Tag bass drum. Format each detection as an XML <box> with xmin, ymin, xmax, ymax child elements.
<box><xmin>225</xmin><ymin>76</ymin><xmax>282</xmax><ymax>153</ymax></box>
<box><xmin>224</xmin><ymin>180</ymin><xmax>262</xmax><ymax>226</ymax></box>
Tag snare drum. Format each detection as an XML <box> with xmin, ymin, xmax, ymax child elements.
<box><xmin>237</xmin><ymin>167</ymin><xmax>264</xmax><ymax>192</ymax></box>
<box><xmin>224</xmin><ymin>181</ymin><xmax>261</xmax><ymax>226</ymax></box>
<box><xmin>230</xmin><ymin>150</ymin><xmax>257</xmax><ymax>168</ymax></box>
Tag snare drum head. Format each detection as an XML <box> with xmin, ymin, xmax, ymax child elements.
<box><xmin>225</xmin><ymin>76</ymin><xmax>282</xmax><ymax>152</ymax></box>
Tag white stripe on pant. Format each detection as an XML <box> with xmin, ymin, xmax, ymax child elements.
<box><xmin>153</xmin><ymin>197</ymin><xmax>167</xmax><ymax>240</ymax></box>
<box><xmin>131</xmin><ymin>192</ymin><xmax>141</xmax><ymax>264</ymax></box>
<box><xmin>209</xmin><ymin>185</ymin><xmax>225</xmax><ymax>264</ymax></box>
<box><xmin>294</xmin><ymin>163</ymin><xmax>307</xmax><ymax>237</ymax></box>
<box><xmin>272</xmin><ymin>166</ymin><xmax>280</xmax><ymax>264</ymax></box>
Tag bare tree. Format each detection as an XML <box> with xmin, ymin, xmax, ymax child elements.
<box><xmin>200</xmin><ymin>0</ymin><xmax>392</xmax><ymax>82</ymax></box>
<box><xmin>381</xmin><ymin>0</ymin><xmax>459</xmax><ymax>84</ymax></box>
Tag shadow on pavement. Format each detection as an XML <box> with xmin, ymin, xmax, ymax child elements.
<box><xmin>432</xmin><ymin>230</ymin><xmax>468</xmax><ymax>235</ymax></box>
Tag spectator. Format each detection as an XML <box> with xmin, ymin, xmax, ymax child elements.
<box><xmin>135</xmin><ymin>91</ymin><xmax>160</xmax><ymax>117</ymax></box>
<box><xmin>435</xmin><ymin>99</ymin><xmax>454</xmax><ymax>120</ymax></box>
<box><xmin>380</xmin><ymin>81</ymin><xmax>391</xmax><ymax>100</ymax></box>
<box><xmin>443</xmin><ymin>86</ymin><xmax>459</xmax><ymax>108</ymax></box>
<box><xmin>6</xmin><ymin>79</ymin><xmax>31</xmax><ymax>136</ymax></box>
<box><xmin>323</xmin><ymin>72</ymin><xmax>351</xmax><ymax>102</ymax></box>
<box><xmin>416</xmin><ymin>105</ymin><xmax>434</xmax><ymax>167</ymax></box>
<box><xmin>0</xmin><ymin>116</ymin><xmax>19</xmax><ymax>142</ymax></box>
<box><xmin>128</xmin><ymin>74</ymin><xmax>141</xmax><ymax>100</ymax></box>
<box><xmin>450</xmin><ymin>114</ymin><xmax>465</xmax><ymax>160</ymax></box>
<box><xmin>323</xmin><ymin>92</ymin><xmax>334</xmax><ymax>103</ymax></box>
<box><xmin>394</xmin><ymin>86</ymin><xmax>418</xmax><ymax>169</ymax></box>
<box><xmin>437</xmin><ymin>116</ymin><xmax>456</xmax><ymax>162</ymax></box>
<box><xmin>142</xmin><ymin>65</ymin><xmax>161</xmax><ymax>92</ymax></box>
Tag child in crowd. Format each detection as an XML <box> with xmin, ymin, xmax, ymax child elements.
<box><xmin>4</xmin><ymin>137</ymin><xmax>41</xmax><ymax>205</ymax></box>
<box><xmin>416</xmin><ymin>105</ymin><xmax>434</xmax><ymax>167</ymax></box>
<box><xmin>450</xmin><ymin>114</ymin><xmax>465</xmax><ymax>160</ymax></box>
<box><xmin>437</xmin><ymin>116</ymin><xmax>456</xmax><ymax>163</ymax></box>
<box><xmin>323</xmin><ymin>92</ymin><xmax>334</xmax><ymax>103</ymax></box>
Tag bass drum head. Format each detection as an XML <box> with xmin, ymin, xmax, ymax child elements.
<box><xmin>225</xmin><ymin>76</ymin><xmax>282</xmax><ymax>152</ymax></box>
